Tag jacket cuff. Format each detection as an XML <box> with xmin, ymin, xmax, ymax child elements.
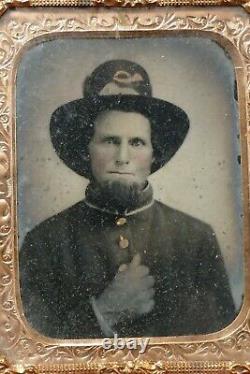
<box><xmin>91</xmin><ymin>297</ymin><xmax>115</xmax><ymax>337</ymax></box>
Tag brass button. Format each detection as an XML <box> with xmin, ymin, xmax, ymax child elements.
<box><xmin>116</xmin><ymin>217</ymin><xmax>127</xmax><ymax>226</ymax></box>
<box><xmin>118</xmin><ymin>235</ymin><xmax>129</xmax><ymax>249</ymax></box>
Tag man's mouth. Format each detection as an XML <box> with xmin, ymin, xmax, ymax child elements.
<box><xmin>108</xmin><ymin>171</ymin><xmax>134</xmax><ymax>176</ymax></box>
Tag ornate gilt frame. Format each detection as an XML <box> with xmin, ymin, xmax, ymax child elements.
<box><xmin>0</xmin><ymin>3</ymin><xmax>250</xmax><ymax>374</ymax></box>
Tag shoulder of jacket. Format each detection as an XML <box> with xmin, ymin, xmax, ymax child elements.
<box><xmin>153</xmin><ymin>200</ymin><xmax>213</xmax><ymax>234</ymax></box>
<box><xmin>23</xmin><ymin>200</ymin><xmax>87</xmax><ymax>241</ymax></box>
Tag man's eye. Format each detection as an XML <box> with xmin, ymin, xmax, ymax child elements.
<box><xmin>102</xmin><ymin>137</ymin><xmax>118</xmax><ymax>145</ymax></box>
<box><xmin>130</xmin><ymin>138</ymin><xmax>146</xmax><ymax>147</ymax></box>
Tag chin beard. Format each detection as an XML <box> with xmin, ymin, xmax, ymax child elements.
<box><xmin>89</xmin><ymin>180</ymin><xmax>145</xmax><ymax>212</ymax></box>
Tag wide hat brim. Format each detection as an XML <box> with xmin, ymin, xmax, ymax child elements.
<box><xmin>50</xmin><ymin>95</ymin><xmax>189</xmax><ymax>178</ymax></box>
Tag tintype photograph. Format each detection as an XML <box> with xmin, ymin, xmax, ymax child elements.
<box><xmin>17</xmin><ymin>36</ymin><xmax>243</xmax><ymax>339</ymax></box>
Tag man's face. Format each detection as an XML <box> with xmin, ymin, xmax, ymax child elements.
<box><xmin>88</xmin><ymin>110</ymin><xmax>154</xmax><ymax>188</ymax></box>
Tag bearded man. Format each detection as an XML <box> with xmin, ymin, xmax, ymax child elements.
<box><xmin>20</xmin><ymin>60</ymin><xmax>236</xmax><ymax>339</ymax></box>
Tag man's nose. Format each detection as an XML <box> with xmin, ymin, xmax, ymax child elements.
<box><xmin>116</xmin><ymin>142</ymin><xmax>130</xmax><ymax>165</ymax></box>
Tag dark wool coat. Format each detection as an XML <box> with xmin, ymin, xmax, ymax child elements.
<box><xmin>20</xmin><ymin>199</ymin><xmax>236</xmax><ymax>338</ymax></box>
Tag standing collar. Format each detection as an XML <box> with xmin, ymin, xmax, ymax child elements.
<box><xmin>84</xmin><ymin>182</ymin><xmax>154</xmax><ymax>216</ymax></box>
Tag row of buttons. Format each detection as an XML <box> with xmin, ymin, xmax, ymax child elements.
<box><xmin>116</xmin><ymin>217</ymin><xmax>129</xmax><ymax>249</ymax></box>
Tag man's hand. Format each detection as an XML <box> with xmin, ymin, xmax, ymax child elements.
<box><xmin>94</xmin><ymin>254</ymin><xmax>155</xmax><ymax>330</ymax></box>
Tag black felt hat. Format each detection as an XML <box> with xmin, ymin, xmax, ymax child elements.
<box><xmin>50</xmin><ymin>60</ymin><xmax>190</xmax><ymax>178</ymax></box>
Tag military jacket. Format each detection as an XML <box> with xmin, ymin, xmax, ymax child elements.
<box><xmin>20</xmin><ymin>193</ymin><xmax>236</xmax><ymax>338</ymax></box>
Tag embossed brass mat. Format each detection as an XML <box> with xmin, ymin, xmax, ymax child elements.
<box><xmin>0</xmin><ymin>5</ymin><xmax>250</xmax><ymax>374</ymax></box>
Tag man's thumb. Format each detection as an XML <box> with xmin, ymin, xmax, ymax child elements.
<box><xmin>130</xmin><ymin>253</ymin><xmax>141</xmax><ymax>268</ymax></box>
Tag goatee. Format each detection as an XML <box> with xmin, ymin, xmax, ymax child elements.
<box><xmin>87</xmin><ymin>180</ymin><xmax>145</xmax><ymax>213</ymax></box>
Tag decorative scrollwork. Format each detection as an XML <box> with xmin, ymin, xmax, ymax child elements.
<box><xmin>230</xmin><ymin>363</ymin><xmax>250</xmax><ymax>374</ymax></box>
<box><xmin>0</xmin><ymin>33</ymin><xmax>14</xmax><ymax>68</ymax></box>
<box><xmin>0</xmin><ymin>354</ymin><xmax>37</xmax><ymax>374</ymax></box>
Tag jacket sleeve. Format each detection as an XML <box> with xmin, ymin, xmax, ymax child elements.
<box><xmin>20</xmin><ymin>226</ymin><xmax>106</xmax><ymax>339</ymax></box>
<box><xmin>193</xmin><ymin>225</ymin><xmax>236</xmax><ymax>333</ymax></box>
